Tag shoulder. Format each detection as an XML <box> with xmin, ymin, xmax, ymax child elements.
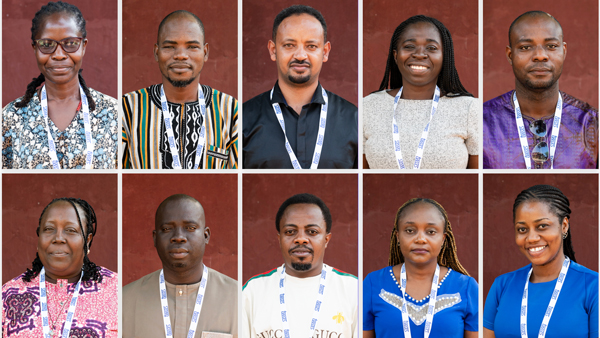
<box><xmin>88</xmin><ymin>88</ymin><xmax>117</xmax><ymax>106</ymax></box>
<box><xmin>122</xmin><ymin>84</ymin><xmax>160</xmax><ymax>104</ymax></box>
<box><xmin>490</xmin><ymin>265</ymin><xmax>531</xmax><ymax>291</ymax></box>
<box><xmin>123</xmin><ymin>269</ymin><xmax>161</xmax><ymax>297</ymax></box>
<box><xmin>207</xmin><ymin>267</ymin><xmax>237</xmax><ymax>290</ymax></box>
<box><xmin>440</xmin><ymin>95</ymin><xmax>478</xmax><ymax>108</ymax></box>
<box><xmin>363</xmin><ymin>90</ymin><xmax>391</xmax><ymax>103</ymax></box>
<box><xmin>2</xmin><ymin>272</ymin><xmax>31</xmax><ymax>291</ymax></box>
<box><xmin>483</xmin><ymin>91</ymin><xmax>513</xmax><ymax>113</ymax></box>
<box><xmin>363</xmin><ymin>267</ymin><xmax>390</xmax><ymax>288</ymax></box>
<box><xmin>243</xmin><ymin>266</ymin><xmax>281</xmax><ymax>290</ymax></box>
<box><xmin>324</xmin><ymin>90</ymin><xmax>357</xmax><ymax>113</ymax></box>
<box><xmin>98</xmin><ymin>266</ymin><xmax>118</xmax><ymax>282</ymax></box>
<box><xmin>243</xmin><ymin>90</ymin><xmax>271</xmax><ymax>109</ymax></box>
<box><xmin>205</xmin><ymin>86</ymin><xmax>237</xmax><ymax>104</ymax></box>
<box><xmin>3</xmin><ymin>95</ymin><xmax>40</xmax><ymax>119</ymax></box>
<box><xmin>329</xmin><ymin>265</ymin><xmax>358</xmax><ymax>292</ymax></box>
<box><xmin>447</xmin><ymin>269</ymin><xmax>478</xmax><ymax>290</ymax></box>
<box><xmin>568</xmin><ymin>261</ymin><xmax>599</xmax><ymax>280</ymax></box>
<box><xmin>561</xmin><ymin>91</ymin><xmax>598</xmax><ymax>116</ymax></box>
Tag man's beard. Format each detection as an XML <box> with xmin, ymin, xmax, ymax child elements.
<box><xmin>288</xmin><ymin>73</ymin><xmax>311</xmax><ymax>84</ymax></box>
<box><xmin>167</xmin><ymin>76</ymin><xmax>196</xmax><ymax>88</ymax></box>
<box><xmin>291</xmin><ymin>262</ymin><xmax>312</xmax><ymax>271</ymax></box>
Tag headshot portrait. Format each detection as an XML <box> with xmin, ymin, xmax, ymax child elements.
<box><xmin>483</xmin><ymin>1</ymin><xmax>599</xmax><ymax>169</ymax></box>
<box><xmin>362</xmin><ymin>0</ymin><xmax>479</xmax><ymax>170</ymax></box>
<box><xmin>242</xmin><ymin>174</ymin><xmax>358</xmax><ymax>338</ymax></box>
<box><xmin>363</xmin><ymin>174</ymin><xmax>478</xmax><ymax>338</ymax></box>
<box><xmin>2</xmin><ymin>0</ymin><xmax>118</xmax><ymax>169</ymax></box>
<box><xmin>122</xmin><ymin>0</ymin><xmax>238</xmax><ymax>169</ymax></box>
<box><xmin>122</xmin><ymin>174</ymin><xmax>237</xmax><ymax>338</ymax></box>
<box><xmin>2</xmin><ymin>174</ymin><xmax>118</xmax><ymax>337</ymax></box>
<box><xmin>483</xmin><ymin>174</ymin><xmax>598</xmax><ymax>338</ymax></box>
<box><xmin>242</xmin><ymin>0</ymin><xmax>358</xmax><ymax>169</ymax></box>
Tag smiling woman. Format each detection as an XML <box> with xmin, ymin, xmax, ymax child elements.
<box><xmin>363</xmin><ymin>15</ymin><xmax>479</xmax><ymax>170</ymax></box>
<box><xmin>2</xmin><ymin>1</ymin><xmax>117</xmax><ymax>169</ymax></box>
<box><xmin>2</xmin><ymin>197</ymin><xmax>117</xmax><ymax>337</ymax></box>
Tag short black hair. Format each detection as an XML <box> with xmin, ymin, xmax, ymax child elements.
<box><xmin>508</xmin><ymin>11</ymin><xmax>563</xmax><ymax>47</ymax></box>
<box><xmin>272</xmin><ymin>5</ymin><xmax>327</xmax><ymax>42</ymax></box>
<box><xmin>157</xmin><ymin>10</ymin><xmax>205</xmax><ymax>44</ymax></box>
<box><xmin>275</xmin><ymin>193</ymin><xmax>332</xmax><ymax>233</ymax></box>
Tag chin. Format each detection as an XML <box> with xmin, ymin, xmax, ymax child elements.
<box><xmin>291</xmin><ymin>262</ymin><xmax>313</xmax><ymax>271</ymax></box>
<box><xmin>287</xmin><ymin>74</ymin><xmax>311</xmax><ymax>85</ymax></box>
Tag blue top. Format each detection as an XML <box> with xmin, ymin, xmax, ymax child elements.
<box><xmin>484</xmin><ymin>261</ymin><xmax>598</xmax><ymax>338</ymax></box>
<box><xmin>363</xmin><ymin>266</ymin><xmax>478</xmax><ymax>337</ymax></box>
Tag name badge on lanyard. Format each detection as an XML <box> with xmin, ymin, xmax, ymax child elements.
<box><xmin>520</xmin><ymin>256</ymin><xmax>570</xmax><ymax>338</ymax></box>
<box><xmin>399</xmin><ymin>263</ymin><xmax>440</xmax><ymax>338</ymax></box>
<box><xmin>40</xmin><ymin>85</ymin><xmax>93</xmax><ymax>169</ymax></box>
<box><xmin>278</xmin><ymin>264</ymin><xmax>331</xmax><ymax>338</ymax></box>
<box><xmin>270</xmin><ymin>86</ymin><xmax>328</xmax><ymax>169</ymax></box>
<box><xmin>159</xmin><ymin>264</ymin><xmax>208</xmax><ymax>338</ymax></box>
<box><xmin>392</xmin><ymin>86</ymin><xmax>440</xmax><ymax>169</ymax></box>
<box><xmin>513</xmin><ymin>91</ymin><xmax>562</xmax><ymax>169</ymax></box>
<box><xmin>161</xmin><ymin>84</ymin><xmax>207</xmax><ymax>169</ymax></box>
<box><xmin>39</xmin><ymin>267</ymin><xmax>84</xmax><ymax>338</ymax></box>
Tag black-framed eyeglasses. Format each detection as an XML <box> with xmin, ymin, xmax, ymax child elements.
<box><xmin>529</xmin><ymin>119</ymin><xmax>549</xmax><ymax>169</ymax></box>
<box><xmin>33</xmin><ymin>37</ymin><xmax>84</xmax><ymax>54</ymax></box>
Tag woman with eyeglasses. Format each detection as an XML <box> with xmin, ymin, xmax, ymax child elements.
<box><xmin>483</xmin><ymin>185</ymin><xmax>598</xmax><ymax>338</ymax></box>
<box><xmin>362</xmin><ymin>15</ymin><xmax>478</xmax><ymax>169</ymax></box>
<box><xmin>2</xmin><ymin>1</ymin><xmax>117</xmax><ymax>169</ymax></box>
<box><xmin>363</xmin><ymin>198</ymin><xmax>478</xmax><ymax>338</ymax></box>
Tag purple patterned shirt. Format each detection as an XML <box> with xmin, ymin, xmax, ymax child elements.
<box><xmin>483</xmin><ymin>90</ymin><xmax>598</xmax><ymax>169</ymax></box>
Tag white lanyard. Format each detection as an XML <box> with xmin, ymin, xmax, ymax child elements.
<box><xmin>40</xmin><ymin>85</ymin><xmax>93</xmax><ymax>169</ymax></box>
<box><xmin>278</xmin><ymin>264</ymin><xmax>331</xmax><ymax>338</ymax></box>
<box><xmin>39</xmin><ymin>267</ymin><xmax>84</xmax><ymax>338</ymax></box>
<box><xmin>392</xmin><ymin>86</ymin><xmax>440</xmax><ymax>169</ymax></box>
<box><xmin>270</xmin><ymin>86</ymin><xmax>328</xmax><ymax>169</ymax></box>
<box><xmin>513</xmin><ymin>91</ymin><xmax>562</xmax><ymax>169</ymax></box>
<box><xmin>520</xmin><ymin>257</ymin><xmax>570</xmax><ymax>338</ymax></box>
<box><xmin>161</xmin><ymin>84</ymin><xmax>207</xmax><ymax>169</ymax></box>
<box><xmin>159</xmin><ymin>264</ymin><xmax>208</xmax><ymax>338</ymax></box>
<box><xmin>399</xmin><ymin>263</ymin><xmax>440</xmax><ymax>338</ymax></box>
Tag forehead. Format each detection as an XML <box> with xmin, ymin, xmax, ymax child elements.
<box><xmin>277</xmin><ymin>13</ymin><xmax>324</xmax><ymax>42</ymax></box>
<box><xmin>42</xmin><ymin>201</ymin><xmax>84</xmax><ymax>223</ymax></box>
<box><xmin>158</xmin><ymin>16</ymin><xmax>204</xmax><ymax>43</ymax></box>
<box><xmin>510</xmin><ymin>16</ymin><xmax>563</xmax><ymax>44</ymax></box>
<box><xmin>399</xmin><ymin>22</ymin><xmax>441</xmax><ymax>43</ymax></box>
<box><xmin>156</xmin><ymin>199</ymin><xmax>204</xmax><ymax>224</ymax></box>
<box><xmin>398</xmin><ymin>202</ymin><xmax>445</xmax><ymax>224</ymax></box>
<box><xmin>280</xmin><ymin>203</ymin><xmax>326</xmax><ymax>229</ymax></box>
<box><xmin>37</xmin><ymin>13</ymin><xmax>80</xmax><ymax>39</ymax></box>
<box><xmin>515</xmin><ymin>200</ymin><xmax>554</xmax><ymax>218</ymax></box>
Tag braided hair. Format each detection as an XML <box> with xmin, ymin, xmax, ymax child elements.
<box><xmin>512</xmin><ymin>185</ymin><xmax>576</xmax><ymax>262</ymax></box>
<box><xmin>389</xmin><ymin>198</ymin><xmax>470</xmax><ymax>276</ymax></box>
<box><xmin>377</xmin><ymin>15</ymin><xmax>472</xmax><ymax>97</ymax></box>
<box><xmin>15</xmin><ymin>1</ymin><xmax>96</xmax><ymax>111</ymax></box>
<box><xmin>23</xmin><ymin>197</ymin><xmax>102</xmax><ymax>283</ymax></box>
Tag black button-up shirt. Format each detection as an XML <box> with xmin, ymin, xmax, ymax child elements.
<box><xmin>243</xmin><ymin>82</ymin><xmax>358</xmax><ymax>169</ymax></box>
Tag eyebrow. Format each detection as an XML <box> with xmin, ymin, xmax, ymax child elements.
<box><xmin>515</xmin><ymin>217</ymin><xmax>551</xmax><ymax>225</ymax></box>
<box><xmin>402</xmin><ymin>38</ymin><xmax>440</xmax><ymax>44</ymax></box>
<box><xmin>162</xmin><ymin>40</ymin><xmax>202</xmax><ymax>45</ymax></box>
<box><xmin>282</xmin><ymin>223</ymin><xmax>321</xmax><ymax>228</ymax></box>
<box><xmin>401</xmin><ymin>221</ymin><xmax>441</xmax><ymax>226</ymax></box>
<box><xmin>515</xmin><ymin>37</ymin><xmax>560</xmax><ymax>44</ymax></box>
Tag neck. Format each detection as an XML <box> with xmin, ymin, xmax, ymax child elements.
<box><xmin>162</xmin><ymin>80</ymin><xmax>199</xmax><ymax>104</ymax></box>
<box><xmin>403</xmin><ymin>260</ymin><xmax>439</xmax><ymax>281</ymax></box>
<box><xmin>514</xmin><ymin>82</ymin><xmax>559</xmax><ymax>119</ymax></box>
<box><xmin>400</xmin><ymin>81</ymin><xmax>437</xmax><ymax>100</ymax></box>
<box><xmin>163</xmin><ymin>263</ymin><xmax>204</xmax><ymax>285</ymax></box>
<box><xmin>278</xmin><ymin>78</ymin><xmax>319</xmax><ymax>114</ymax></box>
<box><xmin>285</xmin><ymin>261</ymin><xmax>323</xmax><ymax>278</ymax></box>
<box><xmin>530</xmin><ymin>254</ymin><xmax>566</xmax><ymax>283</ymax></box>
<box><xmin>44</xmin><ymin>270</ymin><xmax>82</xmax><ymax>284</ymax></box>
<box><xmin>43</xmin><ymin>78</ymin><xmax>81</xmax><ymax>102</ymax></box>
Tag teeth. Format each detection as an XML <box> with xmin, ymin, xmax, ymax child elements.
<box><xmin>529</xmin><ymin>246</ymin><xmax>546</xmax><ymax>252</ymax></box>
<box><xmin>410</xmin><ymin>65</ymin><xmax>428</xmax><ymax>70</ymax></box>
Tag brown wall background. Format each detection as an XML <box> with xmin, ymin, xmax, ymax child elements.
<box><xmin>483</xmin><ymin>0</ymin><xmax>598</xmax><ymax>107</ymax></box>
<box><xmin>2</xmin><ymin>0</ymin><xmax>118</xmax><ymax>106</ymax></box>
<box><xmin>243</xmin><ymin>174</ymin><xmax>358</xmax><ymax>283</ymax></box>
<box><xmin>122</xmin><ymin>174</ymin><xmax>237</xmax><ymax>285</ymax></box>
<box><xmin>363</xmin><ymin>0</ymin><xmax>478</xmax><ymax>97</ymax></box>
<box><xmin>242</xmin><ymin>0</ymin><xmax>358</xmax><ymax>106</ymax></box>
<box><xmin>483</xmin><ymin>174</ymin><xmax>598</xmax><ymax>299</ymax></box>
<box><xmin>364</xmin><ymin>174</ymin><xmax>479</xmax><ymax>282</ymax></box>
<box><xmin>122</xmin><ymin>0</ymin><xmax>237</xmax><ymax>97</ymax></box>
<box><xmin>2</xmin><ymin>174</ymin><xmax>118</xmax><ymax>284</ymax></box>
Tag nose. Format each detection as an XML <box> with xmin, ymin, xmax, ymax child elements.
<box><xmin>526</xmin><ymin>230</ymin><xmax>541</xmax><ymax>242</ymax></box>
<box><xmin>53</xmin><ymin>229</ymin><xmax>66</xmax><ymax>243</ymax></box>
<box><xmin>170</xmin><ymin>227</ymin><xmax>187</xmax><ymax>243</ymax></box>
<box><xmin>412</xmin><ymin>46</ymin><xmax>428</xmax><ymax>59</ymax></box>
<box><xmin>51</xmin><ymin>44</ymin><xmax>68</xmax><ymax>60</ymax></box>
<box><xmin>173</xmin><ymin>46</ymin><xmax>189</xmax><ymax>60</ymax></box>
<box><xmin>414</xmin><ymin>230</ymin><xmax>426</xmax><ymax>243</ymax></box>
<box><xmin>293</xmin><ymin>231</ymin><xmax>309</xmax><ymax>245</ymax></box>
<box><xmin>532</xmin><ymin>45</ymin><xmax>549</xmax><ymax>62</ymax></box>
<box><xmin>293</xmin><ymin>46</ymin><xmax>308</xmax><ymax>60</ymax></box>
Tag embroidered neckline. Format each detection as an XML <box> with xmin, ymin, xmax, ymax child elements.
<box><xmin>389</xmin><ymin>266</ymin><xmax>451</xmax><ymax>303</ymax></box>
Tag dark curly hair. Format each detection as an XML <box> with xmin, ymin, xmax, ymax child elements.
<box><xmin>23</xmin><ymin>197</ymin><xmax>102</xmax><ymax>283</ymax></box>
<box><xmin>15</xmin><ymin>1</ymin><xmax>96</xmax><ymax>111</ymax></box>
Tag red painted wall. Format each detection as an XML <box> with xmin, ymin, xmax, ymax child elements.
<box><xmin>483</xmin><ymin>174</ymin><xmax>598</xmax><ymax>299</ymax></box>
<box><xmin>2</xmin><ymin>174</ymin><xmax>118</xmax><ymax>284</ymax></box>
<box><xmin>363</xmin><ymin>174</ymin><xmax>479</xmax><ymax>282</ymax></box>
<box><xmin>122</xmin><ymin>0</ymin><xmax>238</xmax><ymax>97</ymax></box>
<box><xmin>2</xmin><ymin>0</ymin><xmax>118</xmax><ymax>106</ymax></box>
<box><xmin>483</xmin><ymin>0</ymin><xmax>598</xmax><ymax>107</ymax></box>
<box><xmin>122</xmin><ymin>174</ymin><xmax>237</xmax><ymax>285</ymax></box>
<box><xmin>243</xmin><ymin>174</ymin><xmax>358</xmax><ymax>283</ymax></box>
<box><xmin>363</xmin><ymin>0</ymin><xmax>478</xmax><ymax>97</ymax></box>
<box><xmin>242</xmin><ymin>0</ymin><xmax>358</xmax><ymax>106</ymax></box>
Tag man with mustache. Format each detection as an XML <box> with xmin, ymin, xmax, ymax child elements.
<box><xmin>123</xmin><ymin>194</ymin><xmax>237</xmax><ymax>338</ymax></box>
<box><xmin>242</xmin><ymin>5</ymin><xmax>358</xmax><ymax>169</ymax></box>
<box><xmin>122</xmin><ymin>10</ymin><xmax>238</xmax><ymax>169</ymax></box>
<box><xmin>483</xmin><ymin>11</ymin><xmax>598</xmax><ymax>169</ymax></box>
<box><xmin>243</xmin><ymin>193</ymin><xmax>357</xmax><ymax>338</ymax></box>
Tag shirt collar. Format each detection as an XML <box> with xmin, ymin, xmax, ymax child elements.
<box><xmin>271</xmin><ymin>81</ymin><xmax>325</xmax><ymax>106</ymax></box>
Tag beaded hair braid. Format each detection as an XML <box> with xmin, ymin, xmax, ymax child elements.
<box><xmin>23</xmin><ymin>197</ymin><xmax>102</xmax><ymax>283</ymax></box>
<box><xmin>389</xmin><ymin>198</ymin><xmax>470</xmax><ymax>276</ymax></box>
<box><xmin>377</xmin><ymin>15</ymin><xmax>472</xmax><ymax>98</ymax></box>
<box><xmin>15</xmin><ymin>1</ymin><xmax>96</xmax><ymax>111</ymax></box>
<box><xmin>513</xmin><ymin>184</ymin><xmax>577</xmax><ymax>262</ymax></box>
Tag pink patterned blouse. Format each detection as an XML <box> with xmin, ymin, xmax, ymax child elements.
<box><xmin>2</xmin><ymin>266</ymin><xmax>118</xmax><ymax>337</ymax></box>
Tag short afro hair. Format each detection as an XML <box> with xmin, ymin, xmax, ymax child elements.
<box><xmin>275</xmin><ymin>193</ymin><xmax>332</xmax><ymax>233</ymax></box>
<box><xmin>272</xmin><ymin>5</ymin><xmax>327</xmax><ymax>42</ymax></box>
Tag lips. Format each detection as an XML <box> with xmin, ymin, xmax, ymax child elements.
<box><xmin>47</xmin><ymin>65</ymin><xmax>73</xmax><ymax>74</ymax></box>
<box><xmin>168</xmin><ymin>248</ymin><xmax>189</xmax><ymax>259</ymax></box>
<box><xmin>289</xmin><ymin>245</ymin><xmax>313</xmax><ymax>257</ymax></box>
<box><xmin>169</xmin><ymin>63</ymin><xmax>192</xmax><ymax>72</ymax></box>
<box><xmin>49</xmin><ymin>251</ymin><xmax>70</xmax><ymax>257</ymax></box>
<box><xmin>411</xmin><ymin>248</ymin><xmax>429</xmax><ymax>254</ymax></box>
